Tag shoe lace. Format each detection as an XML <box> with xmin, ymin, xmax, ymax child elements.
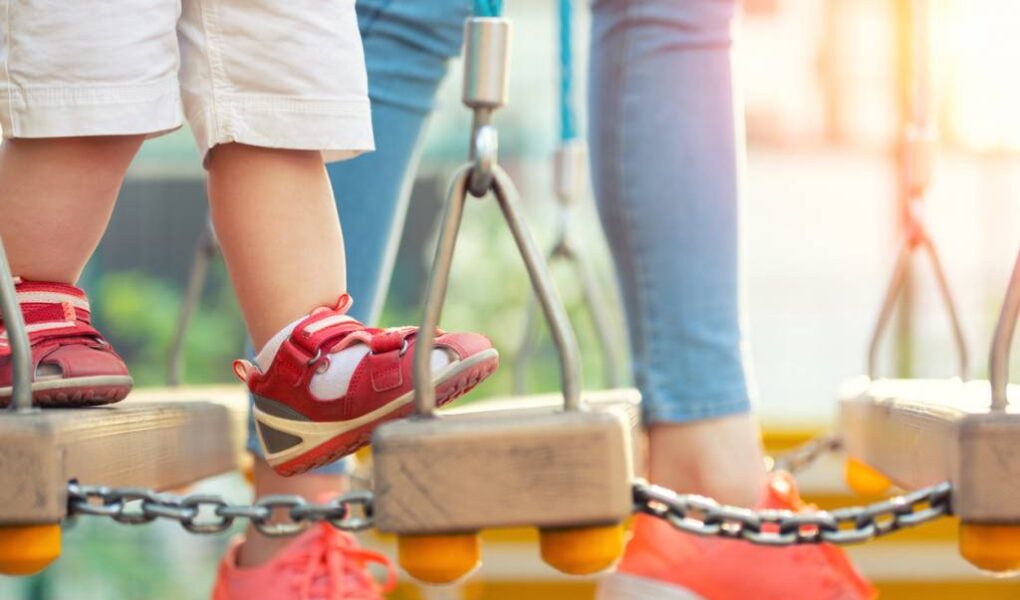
<box><xmin>277</xmin><ymin>525</ymin><xmax>397</xmax><ymax>600</ymax></box>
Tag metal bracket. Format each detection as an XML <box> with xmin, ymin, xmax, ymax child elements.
<box><xmin>0</xmin><ymin>233</ymin><xmax>35</xmax><ymax>413</ymax></box>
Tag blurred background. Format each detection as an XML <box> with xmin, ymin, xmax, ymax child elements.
<box><xmin>5</xmin><ymin>0</ymin><xmax>1020</xmax><ymax>597</ymax></box>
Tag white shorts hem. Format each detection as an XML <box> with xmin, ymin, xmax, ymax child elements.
<box><xmin>0</xmin><ymin>77</ymin><xmax>183</xmax><ymax>139</ymax></box>
<box><xmin>188</xmin><ymin>96</ymin><xmax>374</xmax><ymax>165</ymax></box>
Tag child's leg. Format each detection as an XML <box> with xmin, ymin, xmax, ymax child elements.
<box><xmin>207</xmin><ymin>144</ymin><xmax>345</xmax><ymax>349</ymax></box>
<box><xmin>0</xmin><ymin>136</ymin><xmax>144</xmax><ymax>283</ymax></box>
<box><xmin>0</xmin><ymin>137</ymin><xmax>142</xmax><ymax>405</ymax></box>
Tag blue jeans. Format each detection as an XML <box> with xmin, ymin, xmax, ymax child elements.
<box><xmin>247</xmin><ymin>0</ymin><xmax>751</xmax><ymax>471</ymax></box>
<box><xmin>588</xmin><ymin>0</ymin><xmax>750</xmax><ymax>422</ymax></box>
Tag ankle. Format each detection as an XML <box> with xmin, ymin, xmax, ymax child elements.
<box><xmin>236</xmin><ymin>533</ymin><xmax>292</xmax><ymax>568</ymax></box>
<box><xmin>646</xmin><ymin>415</ymin><xmax>768</xmax><ymax>507</ymax></box>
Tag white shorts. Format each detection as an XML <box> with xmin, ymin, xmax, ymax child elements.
<box><xmin>0</xmin><ymin>0</ymin><xmax>374</xmax><ymax>162</ymax></box>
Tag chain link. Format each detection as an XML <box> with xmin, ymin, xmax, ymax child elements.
<box><xmin>771</xmin><ymin>434</ymin><xmax>843</xmax><ymax>475</ymax></box>
<box><xmin>634</xmin><ymin>479</ymin><xmax>952</xmax><ymax>546</ymax></box>
<box><xmin>66</xmin><ymin>435</ymin><xmax>953</xmax><ymax>545</ymax></box>
<box><xmin>66</xmin><ymin>482</ymin><xmax>374</xmax><ymax>537</ymax></box>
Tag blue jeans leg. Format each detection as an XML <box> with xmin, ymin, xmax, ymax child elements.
<box><xmin>588</xmin><ymin>0</ymin><xmax>752</xmax><ymax>425</ymax></box>
<box><xmin>245</xmin><ymin>0</ymin><xmax>469</xmax><ymax>472</ymax></box>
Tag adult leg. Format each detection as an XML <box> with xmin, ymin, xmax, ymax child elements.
<box><xmin>588</xmin><ymin>0</ymin><xmax>764</xmax><ymax>506</ymax></box>
<box><xmin>589</xmin><ymin>2</ymin><xmax>873</xmax><ymax>597</ymax></box>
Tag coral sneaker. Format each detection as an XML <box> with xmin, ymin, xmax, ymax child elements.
<box><xmin>211</xmin><ymin>523</ymin><xmax>396</xmax><ymax>600</ymax></box>
<box><xmin>597</xmin><ymin>472</ymin><xmax>876</xmax><ymax>600</ymax></box>
<box><xmin>235</xmin><ymin>294</ymin><xmax>499</xmax><ymax>476</ymax></box>
<box><xmin>0</xmin><ymin>279</ymin><xmax>132</xmax><ymax>406</ymax></box>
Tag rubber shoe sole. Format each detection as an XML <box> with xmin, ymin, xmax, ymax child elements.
<box><xmin>596</xmin><ymin>573</ymin><xmax>706</xmax><ymax>600</ymax></box>
<box><xmin>256</xmin><ymin>348</ymin><xmax>500</xmax><ymax>476</ymax></box>
<box><xmin>0</xmin><ymin>375</ymin><xmax>133</xmax><ymax>407</ymax></box>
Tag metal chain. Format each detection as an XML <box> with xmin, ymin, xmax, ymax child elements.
<box><xmin>771</xmin><ymin>434</ymin><xmax>843</xmax><ymax>475</ymax></box>
<box><xmin>634</xmin><ymin>479</ymin><xmax>952</xmax><ymax>546</ymax></box>
<box><xmin>67</xmin><ymin>452</ymin><xmax>953</xmax><ymax>545</ymax></box>
<box><xmin>66</xmin><ymin>483</ymin><xmax>373</xmax><ymax>537</ymax></box>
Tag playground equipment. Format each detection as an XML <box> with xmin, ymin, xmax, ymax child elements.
<box><xmin>369</xmin><ymin>10</ymin><xmax>633</xmax><ymax>583</ymax></box>
<box><xmin>0</xmin><ymin>0</ymin><xmax>1011</xmax><ymax>587</ymax></box>
<box><xmin>512</xmin><ymin>0</ymin><xmax>622</xmax><ymax>394</ymax></box>
<box><xmin>838</xmin><ymin>0</ymin><xmax>1020</xmax><ymax>574</ymax></box>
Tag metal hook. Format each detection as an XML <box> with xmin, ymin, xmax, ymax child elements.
<box><xmin>414</xmin><ymin>165</ymin><xmax>583</xmax><ymax>416</ymax></box>
<box><xmin>0</xmin><ymin>232</ymin><xmax>34</xmax><ymax>413</ymax></box>
<box><xmin>989</xmin><ymin>249</ymin><xmax>1020</xmax><ymax>411</ymax></box>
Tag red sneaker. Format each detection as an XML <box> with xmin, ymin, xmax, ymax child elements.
<box><xmin>0</xmin><ymin>280</ymin><xmax>132</xmax><ymax>407</ymax></box>
<box><xmin>211</xmin><ymin>523</ymin><xmax>396</xmax><ymax>600</ymax></box>
<box><xmin>597</xmin><ymin>472</ymin><xmax>876</xmax><ymax>600</ymax></box>
<box><xmin>235</xmin><ymin>295</ymin><xmax>499</xmax><ymax>476</ymax></box>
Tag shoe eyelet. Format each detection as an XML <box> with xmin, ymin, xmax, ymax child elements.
<box><xmin>306</xmin><ymin>348</ymin><xmax>323</xmax><ymax>367</ymax></box>
<box><xmin>315</xmin><ymin>356</ymin><xmax>331</xmax><ymax>374</ymax></box>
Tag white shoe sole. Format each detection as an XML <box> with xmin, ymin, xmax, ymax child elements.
<box><xmin>596</xmin><ymin>573</ymin><xmax>706</xmax><ymax>600</ymax></box>
<box><xmin>254</xmin><ymin>348</ymin><xmax>499</xmax><ymax>468</ymax></box>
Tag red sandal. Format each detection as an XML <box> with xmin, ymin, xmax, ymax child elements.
<box><xmin>235</xmin><ymin>294</ymin><xmax>499</xmax><ymax>476</ymax></box>
<box><xmin>0</xmin><ymin>280</ymin><xmax>133</xmax><ymax>407</ymax></box>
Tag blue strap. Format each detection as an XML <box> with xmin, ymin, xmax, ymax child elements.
<box><xmin>473</xmin><ymin>0</ymin><xmax>503</xmax><ymax>17</ymax></box>
<box><xmin>558</xmin><ymin>0</ymin><xmax>578</xmax><ymax>142</ymax></box>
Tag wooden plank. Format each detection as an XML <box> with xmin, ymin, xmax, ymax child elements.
<box><xmin>838</xmin><ymin>377</ymin><xmax>1020</xmax><ymax>522</ymax></box>
<box><xmin>373</xmin><ymin>404</ymin><xmax>634</xmax><ymax>533</ymax></box>
<box><xmin>0</xmin><ymin>386</ymin><xmax>248</xmax><ymax>524</ymax></box>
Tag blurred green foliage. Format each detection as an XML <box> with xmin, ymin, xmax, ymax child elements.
<box><xmin>96</xmin><ymin>265</ymin><xmax>246</xmax><ymax>387</ymax></box>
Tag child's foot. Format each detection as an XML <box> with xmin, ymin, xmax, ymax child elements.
<box><xmin>235</xmin><ymin>294</ymin><xmax>499</xmax><ymax>476</ymax></box>
<box><xmin>597</xmin><ymin>472</ymin><xmax>876</xmax><ymax>600</ymax></box>
<box><xmin>211</xmin><ymin>522</ymin><xmax>396</xmax><ymax>600</ymax></box>
<box><xmin>0</xmin><ymin>280</ymin><xmax>132</xmax><ymax>406</ymax></box>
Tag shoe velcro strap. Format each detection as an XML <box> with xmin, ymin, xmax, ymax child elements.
<box><xmin>368</xmin><ymin>327</ymin><xmax>416</xmax><ymax>355</ymax></box>
<box><xmin>290</xmin><ymin>312</ymin><xmax>364</xmax><ymax>356</ymax></box>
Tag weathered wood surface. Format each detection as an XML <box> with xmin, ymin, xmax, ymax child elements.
<box><xmin>0</xmin><ymin>386</ymin><xmax>248</xmax><ymax>523</ymax></box>
<box><xmin>374</xmin><ymin>396</ymin><xmax>636</xmax><ymax>533</ymax></box>
<box><xmin>839</xmin><ymin>377</ymin><xmax>1020</xmax><ymax>522</ymax></box>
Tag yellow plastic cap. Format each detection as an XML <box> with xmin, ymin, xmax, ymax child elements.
<box><xmin>959</xmin><ymin>523</ymin><xmax>1020</xmax><ymax>574</ymax></box>
<box><xmin>397</xmin><ymin>532</ymin><xmax>481</xmax><ymax>584</ymax></box>
<box><xmin>539</xmin><ymin>523</ymin><xmax>625</xmax><ymax>575</ymax></box>
<box><xmin>844</xmin><ymin>458</ymin><xmax>892</xmax><ymax>496</ymax></box>
<box><xmin>0</xmin><ymin>524</ymin><xmax>61</xmax><ymax>576</ymax></box>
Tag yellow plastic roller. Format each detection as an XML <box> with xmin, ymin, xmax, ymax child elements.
<box><xmin>844</xmin><ymin>458</ymin><xmax>892</xmax><ymax>496</ymax></box>
<box><xmin>0</xmin><ymin>524</ymin><xmax>61</xmax><ymax>576</ymax></box>
<box><xmin>959</xmin><ymin>523</ymin><xmax>1020</xmax><ymax>574</ymax></box>
<box><xmin>397</xmin><ymin>532</ymin><xmax>481</xmax><ymax>584</ymax></box>
<box><xmin>539</xmin><ymin>523</ymin><xmax>625</xmax><ymax>575</ymax></box>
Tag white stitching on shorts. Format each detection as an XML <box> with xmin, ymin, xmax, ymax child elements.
<box><xmin>3</xmin><ymin>0</ymin><xmax>15</xmax><ymax>134</ymax></box>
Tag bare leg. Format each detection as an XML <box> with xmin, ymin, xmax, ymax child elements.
<box><xmin>0</xmin><ymin>136</ymin><xmax>144</xmax><ymax>282</ymax></box>
<box><xmin>648</xmin><ymin>415</ymin><xmax>767</xmax><ymax>507</ymax></box>
<box><xmin>206</xmin><ymin>142</ymin><xmax>350</xmax><ymax>564</ymax></box>
<box><xmin>237</xmin><ymin>458</ymin><xmax>348</xmax><ymax>566</ymax></box>
<box><xmin>206</xmin><ymin>143</ymin><xmax>346</xmax><ymax>349</ymax></box>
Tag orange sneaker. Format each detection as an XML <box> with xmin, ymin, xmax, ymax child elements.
<box><xmin>211</xmin><ymin>523</ymin><xmax>396</xmax><ymax>600</ymax></box>
<box><xmin>597</xmin><ymin>472</ymin><xmax>876</xmax><ymax>600</ymax></box>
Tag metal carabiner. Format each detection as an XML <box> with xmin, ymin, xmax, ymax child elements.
<box><xmin>989</xmin><ymin>249</ymin><xmax>1020</xmax><ymax>411</ymax></box>
<box><xmin>0</xmin><ymin>233</ymin><xmax>34</xmax><ymax>413</ymax></box>
<box><xmin>462</xmin><ymin>16</ymin><xmax>510</xmax><ymax>198</ymax></box>
<box><xmin>413</xmin><ymin>164</ymin><xmax>583</xmax><ymax>416</ymax></box>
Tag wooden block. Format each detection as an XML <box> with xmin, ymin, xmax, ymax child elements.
<box><xmin>0</xmin><ymin>386</ymin><xmax>248</xmax><ymax>524</ymax></box>
<box><xmin>443</xmin><ymin>388</ymin><xmax>643</xmax><ymax>474</ymax></box>
<box><xmin>839</xmin><ymin>377</ymin><xmax>1020</xmax><ymax>522</ymax></box>
<box><xmin>373</xmin><ymin>405</ymin><xmax>634</xmax><ymax>534</ymax></box>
